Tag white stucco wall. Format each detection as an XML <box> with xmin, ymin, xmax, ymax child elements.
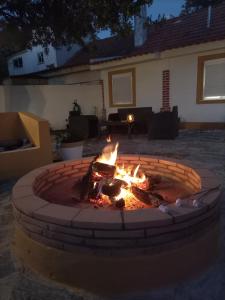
<box><xmin>100</xmin><ymin>46</ymin><xmax>225</xmax><ymax>122</ymax></box>
<box><xmin>8</xmin><ymin>46</ymin><xmax>57</xmax><ymax>76</ymax></box>
<box><xmin>170</xmin><ymin>53</ymin><xmax>225</xmax><ymax>122</ymax></box>
<box><xmin>48</xmin><ymin>70</ymin><xmax>101</xmax><ymax>85</ymax></box>
<box><xmin>2</xmin><ymin>84</ymin><xmax>102</xmax><ymax>129</ymax></box>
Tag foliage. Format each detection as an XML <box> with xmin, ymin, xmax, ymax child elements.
<box><xmin>181</xmin><ymin>0</ymin><xmax>224</xmax><ymax>14</ymax></box>
<box><xmin>55</xmin><ymin>131</ymin><xmax>82</xmax><ymax>145</ymax></box>
<box><xmin>146</xmin><ymin>14</ymin><xmax>168</xmax><ymax>27</ymax></box>
<box><xmin>0</xmin><ymin>0</ymin><xmax>153</xmax><ymax>49</ymax></box>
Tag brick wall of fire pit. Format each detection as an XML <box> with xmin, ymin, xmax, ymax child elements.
<box><xmin>12</xmin><ymin>155</ymin><xmax>221</xmax><ymax>255</ymax></box>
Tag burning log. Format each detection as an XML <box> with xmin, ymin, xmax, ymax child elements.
<box><xmin>131</xmin><ymin>186</ymin><xmax>151</xmax><ymax>204</ymax></box>
<box><xmin>101</xmin><ymin>179</ymin><xmax>127</xmax><ymax>197</ymax></box>
<box><xmin>110</xmin><ymin>197</ymin><xmax>125</xmax><ymax>208</ymax></box>
<box><xmin>92</xmin><ymin>162</ymin><xmax>116</xmax><ymax>179</ymax></box>
<box><xmin>79</xmin><ymin>154</ymin><xmax>100</xmax><ymax>201</ymax></box>
<box><xmin>131</xmin><ymin>186</ymin><xmax>166</xmax><ymax>207</ymax></box>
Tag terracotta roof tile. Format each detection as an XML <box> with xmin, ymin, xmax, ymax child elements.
<box><xmin>65</xmin><ymin>2</ymin><xmax>225</xmax><ymax>67</ymax></box>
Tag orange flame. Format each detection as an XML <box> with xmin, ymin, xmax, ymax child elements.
<box><xmin>95</xmin><ymin>141</ymin><xmax>148</xmax><ymax>206</ymax></box>
<box><xmin>96</xmin><ymin>142</ymin><xmax>119</xmax><ymax>166</ymax></box>
<box><xmin>106</xmin><ymin>136</ymin><xmax>111</xmax><ymax>143</ymax></box>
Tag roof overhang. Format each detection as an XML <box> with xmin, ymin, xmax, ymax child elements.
<box><xmin>90</xmin><ymin>39</ymin><xmax>225</xmax><ymax>71</ymax></box>
<box><xmin>39</xmin><ymin>64</ymin><xmax>90</xmax><ymax>78</ymax></box>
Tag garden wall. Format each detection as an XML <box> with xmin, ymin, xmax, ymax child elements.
<box><xmin>0</xmin><ymin>84</ymin><xmax>102</xmax><ymax>130</ymax></box>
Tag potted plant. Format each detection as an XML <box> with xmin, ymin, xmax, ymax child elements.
<box><xmin>55</xmin><ymin>131</ymin><xmax>84</xmax><ymax>161</ymax></box>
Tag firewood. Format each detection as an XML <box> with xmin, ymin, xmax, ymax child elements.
<box><xmin>131</xmin><ymin>186</ymin><xmax>166</xmax><ymax>207</ymax></box>
<box><xmin>79</xmin><ymin>154</ymin><xmax>99</xmax><ymax>201</ymax></box>
<box><xmin>101</xmin><ymin>179</ymin><xmax>127</xmax><ymax>197</ymax></box>
<box><xmin>131</xmin><ymin>186</ymin><xmax>151</xmax><ymax>204</ymax></box>
<box><xmin>110</xmin><ymin>197</ymin><xmax>125</xmax><ymax>208</ymax></box>
<box><xmin>92</xmin><ymin>162</ymin><xmax>116</xmax><ymax>179</ymax></box>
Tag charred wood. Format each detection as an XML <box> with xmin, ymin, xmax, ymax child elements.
<box><xmin>92</xmin><ymin>162</ymin><xmax>116</xmax><ymax>179</ymax></box>
<box><xmin>102</xmin><ymin>179</ymin><xmax>127</xmax><ymax>197</ymax></box>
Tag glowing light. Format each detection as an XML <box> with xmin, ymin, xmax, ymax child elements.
<box><xmin>127</xmin><ymin>114</ymin><xmax>135</xmax><ymax>123</ymax></box>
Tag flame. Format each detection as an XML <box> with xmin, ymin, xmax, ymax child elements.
<box><xmin>106</xmin><ymin>136</ymin><xmax>111</xmax><ymax>143</ymax></box>
<box><xmin>115</xmin><ymin>164</ymin><xmax>146</xmax><ymax>187</ymax></box>
<box><xmin>96</xmin><ymin>142</ymin><xmax>119</xmax><ymax>166</ymax></box>
<box><xmin>94</xmin><ymin>141</ymin><xmax>148</xmax><ymax>207</ymax></box>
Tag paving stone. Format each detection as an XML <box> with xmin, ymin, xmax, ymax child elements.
<box><xmin>1</xmin><ymin>129</ymin><xmax>225</xmax><ymax>300</ymax></box>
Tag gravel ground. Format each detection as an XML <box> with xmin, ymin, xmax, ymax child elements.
<box><xmin>0</xmin><ymin>129</ymin><xmax>225</xmax><ymax>300</ymax></box>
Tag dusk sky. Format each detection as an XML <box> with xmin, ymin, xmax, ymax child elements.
<box><xmin>98</xmin><ymin>0</ymin><xmax>185</xmax><ymax>39</ymax></box>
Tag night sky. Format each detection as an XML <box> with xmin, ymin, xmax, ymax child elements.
<box><xmin>98</xmin><ymin>0</ymin><xmax>185</xmax><ymax>39</ymax></box>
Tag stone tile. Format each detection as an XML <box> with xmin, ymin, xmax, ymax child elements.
<box><xmin>202</xmin><ymin>189</ymin><xmax>223</xmax><ymax>208</ymax></box>
<box><xmin>167</xmin><ymin>203</ymin><xmax>208</xmax><ymax>223</ymax></box>
<box><xmin>12</xmin><ymin>185</ymin><xmax>33</xmax><ymax>200</ymax></box>
<box><xmin>15</xmin><ymin>169</ymin><xmax>41</xmax><ymax>186</ymax></box>
<box><xmin>72</xmin><ymin>209</ymin><xmax>123</xmax><ymax>229</ymax></box>
<box><xmin>201</xmin><ymin>177</ymin><xmax>222</xmax><ymax>189</ymax></box>
<box><xmin>85</xmin><ymin>237</ymin><xmax>135</xmax><ymax>248</ymax></box>
<box><xmin>44</xmin><ymin>230</ymin><xmax>84</xmax><ymax>245</ymax></box>
<box><xmin>28</xmin><ymin>231</ymin><xmax>64</xmax><ymax>250</ymax></box>
<box><xmin>94</xmin><ymin>229</ymin><xmax>145</xmax><ymax>239</ymax></box>
<box><xmin>13</xmin><ymin>195</ymin><xmax>48</xmax><ymax>216</ymax></box>
<box><xmin>33</xmin><ymin>204</ymin><xmax>81</xmax><ymax>226</ymax></box>
<box><xmin>123</xmin><ymin>208</ymin><xmax>173</xmax><ymax>229</ymax></box>
<box><xmin>48</xmin><ymin>223</ymin><xmax>94</xmax><ymax>238</ymax></box>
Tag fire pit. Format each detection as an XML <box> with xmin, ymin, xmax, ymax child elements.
<box><xmin>12</xmin><ymin>141</ymin><xmax>222</xmax><ymax>295</ymax></box>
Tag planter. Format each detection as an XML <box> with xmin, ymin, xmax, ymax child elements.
<box><xmin>60</xmin><ymin>141</ymin><xmax>83</xmax><ymax>160</ymax></box>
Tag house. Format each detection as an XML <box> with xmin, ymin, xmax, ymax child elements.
<box><xmin>7</xmin><ymin>44</ymin><xmax>83</xmax><ymax>77</ymax></box>
<box><xmin>5</xmin><ymin>2</ymin><xmax>225</xmax><ymax>129</ymax></box>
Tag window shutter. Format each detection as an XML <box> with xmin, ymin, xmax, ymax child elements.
<box><xmin>204</xmin><ymin>58</ymin><xmax>225</xmax><ymax>100</ymax></box>
<box><xmin>112</xmin><ymin>73</ymin><xmax>132</xmax><ymax>104</ymax></box>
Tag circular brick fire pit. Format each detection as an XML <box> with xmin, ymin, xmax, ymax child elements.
<box><xmin>12</xmin><ymin>155</ymin><xmax>222</xmax><ymax>295</ymax></box>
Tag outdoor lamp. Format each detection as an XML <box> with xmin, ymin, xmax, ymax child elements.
<box><xmin>127</xmin><ymin>114</ymin><xmax>134</xmax><ymax>123</ymax></box>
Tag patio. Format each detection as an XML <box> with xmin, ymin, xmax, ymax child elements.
<box><xmin>0</xmin><ymin>129</ymin><xmax>225</xmax><ymax>300</ymax></box>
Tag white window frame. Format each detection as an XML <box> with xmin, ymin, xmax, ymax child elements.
<box><xmin>37</xmin><ymin>52</ymin><xmax>44</xmax><ymax>64</ymax></box>
<box><xmin>108</xmin><ymin>68</ymin><xmax>136</xmax><ymax>107</ymax></box>
<box><xmin>197</xmin><ymin>53</ymin><xmax>225</xmax><ymax>104</ymax></box>
<box><xmin>13</xmin><ymin>57</ymin><xmax>23</xmax><ymax>68</ymax></box>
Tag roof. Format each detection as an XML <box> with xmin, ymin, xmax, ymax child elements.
<box><xmin>65</xmin><ymin>1</ymin><xmax>225</xmax><ymax>68</ymax></box>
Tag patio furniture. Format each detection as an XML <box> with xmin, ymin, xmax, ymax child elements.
<box><xmin>0</xmin><ymin>112</ymin><xmax>52</xmax><ymax>180</ymax></box>
<box><xmin>68</xmin><ymin>115</ymin><xmax>99</xmax><ymax>139</ymax></box>
<box><xmin>107</xmin><ymin>107</ymin><xmax>153</xmax><ymax>134</ymax></box>
<box><xmin>148</xmin><ymin>106</ymin><xmax>180</xmax><ymax>139</ymax></box>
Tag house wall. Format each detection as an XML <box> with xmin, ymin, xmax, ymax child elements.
<box><xmin>100</xmin><ymin>46</ymin><xmax>225</xmax><ymax>123</ymax></box>
<box><xmin>1</xmin><ymin>84</ymin><xmax>102</xmax><ymax>130</ymax></box>
<box><xmin>8</xmin><ymin>46</ymin><xmax>57</xmax><ymax>76</ymax></box>
<box><xmin>48</xmin><ymin>70</ymin><xmax>101</xmax><ymax>84</ymax></box>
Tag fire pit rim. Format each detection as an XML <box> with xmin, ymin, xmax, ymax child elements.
<box><xmin>12</xmin><ymin>155</ymin><xmax>221</xmax><ymax>232</ymax></box>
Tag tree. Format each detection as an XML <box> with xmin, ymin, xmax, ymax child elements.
<box><xmin>0</xmin><ymin>0</ymin><xmax>153</xmax><ymax>49</ymax></box>
<box><xmin>181</xmin><ymin>0</ymin><xmax>224</xmax><ymax>14</ymax></box>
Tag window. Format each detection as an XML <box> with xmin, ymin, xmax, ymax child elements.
<box><xmin>197</xmin><ymin>53</ymin><xmax>225</xmax><ymax>104</ymax></box>
<box><xmin>37</xmin><ymin>52</ymin><xmax>44</xmax><ymax>64</ymax></box>
<box><xmin>108</xmin><ymin>68</ymin><xmax>136</xmax><ymax>107</ymax></box>
<box><xmin>13</xmin><ymin>57</ymin><xmax>23</xmax><ymax>68</ymax></box>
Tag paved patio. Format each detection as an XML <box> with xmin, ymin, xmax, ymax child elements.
<box><xmin>0</xmin><ymin>129</ymin><xmax>225</xmax><ymax>300</ymax></box>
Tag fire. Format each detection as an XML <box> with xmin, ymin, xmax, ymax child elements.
<box><xmin>96</xmin><ymin>142</ymin><xmax>119</xmax><ymax>166</ymax></box>
<box><xmin>94</xmin><ymin>140</ymin><xmax>148</xmax><ymax>207</ymax></box>
<box><xmin>106</xmin><ymin>136</ymin><xmax>111</xmax><ymax>143</ymax></box>
<box><xmin>115</xmin><ymin>164</ymin><xmax>146</xmax><ymax>187</ymax></box>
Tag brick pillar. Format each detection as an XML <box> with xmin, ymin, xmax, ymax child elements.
<box><xmin>161</xmin><ymin>70</ymin><xmax>171</xmax><ymax>112</ymax></box>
